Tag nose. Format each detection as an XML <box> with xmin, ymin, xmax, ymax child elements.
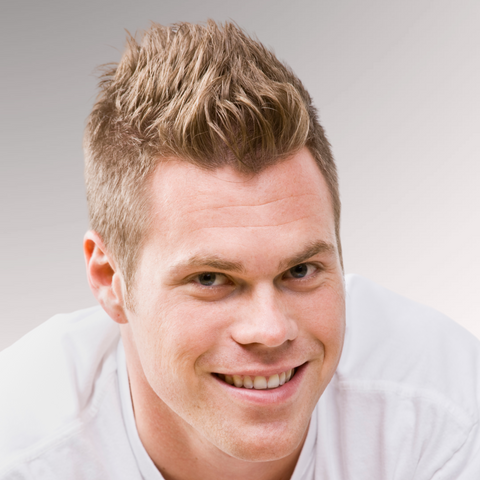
<box><xmin>230</xmin><ymin>285</ymin><xmax>299</xmax><ymax>347</ymax></box>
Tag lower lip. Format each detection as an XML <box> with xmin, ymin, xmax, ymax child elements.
<box><xmin>212</xmin><ymin>363</ymin><xmax>307</xmax><ymax>406</ymax></box>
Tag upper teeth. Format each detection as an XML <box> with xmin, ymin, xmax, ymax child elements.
<box><xmin>217</xmin><ymin>369</ymin><xmax>295</xmax><ymax>390</ymax></box>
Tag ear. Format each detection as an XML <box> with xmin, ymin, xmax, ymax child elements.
<box><xmin>83</xmin><ymin>230</ymin><xmax>128</xmax><ymax>324</ymax></box>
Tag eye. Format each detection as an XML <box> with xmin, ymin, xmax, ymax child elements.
<box><xmin>194</xmin><ymin>272</ymin><xmax>230</xmax><ymax>287</ymax></box>
<box><xmin>284</xmin><ymin>263</ymin><xmax>316</xmax><ymax>279</ymax></box>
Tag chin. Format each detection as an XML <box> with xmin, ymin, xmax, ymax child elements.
<box><xmin>213</xmin><ymin>421</ymin><xmax>308</xmax><ymax>462</ymax></box>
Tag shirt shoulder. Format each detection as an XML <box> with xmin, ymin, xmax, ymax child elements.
<box><xmin>0</xmin><ymin>307</ymin><xmax>123</xmax><ymax>474</ymax></box>
<box><xmin>320</xmin><ymin>275</ymin><xmax>480</xmax><ymax>478</ymax></box>
<box><xmin>341</xmin><ymin>274</ymin><xmax>480</xmax><ymax>417</ymax></box>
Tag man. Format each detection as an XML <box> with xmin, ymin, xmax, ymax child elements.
<box><xmin>0</xmin><ymin>20</ymin><xmax>479</xmax><ymax>480</ymax></box>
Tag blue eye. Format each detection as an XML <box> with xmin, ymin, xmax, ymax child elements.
<box><xmin>198</xmin><ymin>273</ymin><xmax>217</xmax><ymax>286</ymax></box>
<box><xmin>194</xmin><ymin>272</ymin><xmax>230</xmax><ymax>287</ymax></box>
<box><xmin>289</xmin><ymin>264</ymin><xmax>309</xmax><ymax>278</ymax></box>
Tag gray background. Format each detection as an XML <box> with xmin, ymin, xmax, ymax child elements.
<box><xmin>1</xmin><ymin>0</ymin><xmax>479</xmax><ymax>351</ymax></box>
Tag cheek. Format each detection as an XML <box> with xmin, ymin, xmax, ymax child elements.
<box><xmin>289</xmin><ymin>284</ymin><xmax>346</xmax><ymax>352</ymax></box>
<box><xmin>130</xmin><ymin>293</ymin><xmax>230</xmax><ymax>378</ymax></box>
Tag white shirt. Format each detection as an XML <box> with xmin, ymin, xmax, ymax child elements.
<box><xmin>1</xmin><ymin>275</ymin><xmax>479</xmax><ymax>479</ymax></box>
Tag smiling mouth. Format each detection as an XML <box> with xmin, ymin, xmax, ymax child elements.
<box><xmin>216</xmin><ymin>368</ymin><xmax>296</xmax><ymax>390</ymax></box>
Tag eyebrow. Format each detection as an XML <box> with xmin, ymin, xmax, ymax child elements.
<box><xmin>173</xmin><ymin>255</ymin><xmax>245</xmax><ymax>273</ymax></box>
<box><xmin>278</xmin><ymin>240</ymin><xmax>336</xmax><ymax>271</ymax></box>
<box><xmin>171</xmin><ymin>240</ymin><xmax>335</xmax><ymax>275</ymax></box>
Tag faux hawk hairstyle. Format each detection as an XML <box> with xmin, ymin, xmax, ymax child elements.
<box><xmin>84</xmin><ymin>20</ymin><xmax>341</xmax><ymax>298</ymax></box>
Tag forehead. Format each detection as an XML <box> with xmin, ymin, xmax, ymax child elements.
<box><xmin>151</xmin><ymin>148</ymin><xmax>331</xmax><ymax>216</ymax></box>
<box><xmin>146</xmin><ymin>148</ymin><xmax>336</xmax><ymax>258</ymax></box>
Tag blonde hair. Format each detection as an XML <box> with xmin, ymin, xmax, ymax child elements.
<box><xmin>84</xmin><ymin>20</ymin><xmax>341</xmax><ymax>294</ymax></box>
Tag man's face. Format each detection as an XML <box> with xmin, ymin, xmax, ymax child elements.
<box><xmin>123</xmin><ymin>147</ymin><xmax>345</xmax><ymax>461</ymax></box>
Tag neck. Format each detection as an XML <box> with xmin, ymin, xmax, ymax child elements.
<box><xmin>121</xmin><ymin>329</ymin><xmax>306</xmax><ymax>480</ymax></box>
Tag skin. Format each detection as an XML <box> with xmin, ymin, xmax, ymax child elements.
<box><xmin>84</xmin><ymin>147</ymin><xmax>346</xmax><ymax>480</ymax></box>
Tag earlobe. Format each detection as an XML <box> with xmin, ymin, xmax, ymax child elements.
<box><xmin>83</xmin><ymin>231</ymin><xmax>128</xmax><ymax>324</ymax></box>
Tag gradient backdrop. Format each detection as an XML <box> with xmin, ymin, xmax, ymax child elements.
<box><xmin>1</xmin><ymin>0</ymin><xmax>479</xmax><ymax>351</ymax></box>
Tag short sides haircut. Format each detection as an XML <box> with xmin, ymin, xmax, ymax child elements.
<box><xmin>84</xmin><ymin>20</ymin><xmax>341</xmax><ymax>296</ymax></box>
